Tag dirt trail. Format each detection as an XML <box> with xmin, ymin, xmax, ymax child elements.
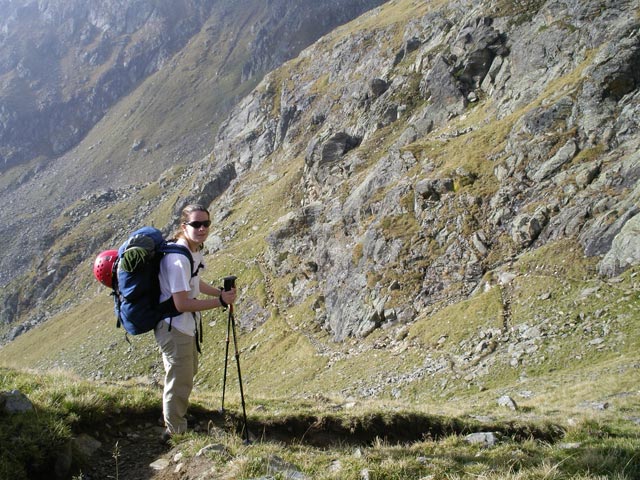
<box><xmin>79</xmin><ymin>412</ymin><xmax>170</xmax><ymax>480</ymax></box>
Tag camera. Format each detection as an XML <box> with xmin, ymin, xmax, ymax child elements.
<box><xmin>223</xmin><ymin>275</ymin><xmax>237</xmax><ymax>291</ymax></box>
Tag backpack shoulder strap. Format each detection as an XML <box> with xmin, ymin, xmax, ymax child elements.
<box><xmin>160</xmin><ymin>243</ymin><xmax>201</xmax><ymax>278</ymax></box>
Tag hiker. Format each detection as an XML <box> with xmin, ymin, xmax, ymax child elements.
<box><xmin>156</xmin><ymin>203</ymin><xmax>236</xmax><ymax>442</ymax></box>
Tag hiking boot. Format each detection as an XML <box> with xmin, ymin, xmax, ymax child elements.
<box><xmin>160</xmin><ymin>428</ymin><xmax>173</xmax><ymax>445</ymax></box>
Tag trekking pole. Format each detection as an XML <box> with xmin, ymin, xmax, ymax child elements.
<box><xmin>220</xmin><ymin>306</ymin><xmax>232</xmax><ymax>413</ymax></box>
<box><xmin>229</xmin><ymin>303</ymin><xmax>251</xmax><ymax>444</ymax></box>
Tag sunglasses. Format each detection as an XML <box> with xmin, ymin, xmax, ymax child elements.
<box><xmin>183</xmin><ymin>220</ymin><xmax>211</xmax><ymax>229</ymax></box>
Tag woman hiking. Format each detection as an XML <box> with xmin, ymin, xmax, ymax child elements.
<box><xmin>156</xmin><ymin>203</ymin><xmax>236</xmax><ymax>442</ymax></box>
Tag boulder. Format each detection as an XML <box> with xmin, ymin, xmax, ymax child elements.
<box><xmin>599</xmin><ymin>213</ymin><xmax>640</xmax><ymax>277</ymax></box>
<box><xmin>0</xmin><ymin>389</ymin><xmax>34</xmax><ymax>413</ymax></box>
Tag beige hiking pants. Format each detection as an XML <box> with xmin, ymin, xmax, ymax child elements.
<box><xmin>154</xmin><ymin>320</ymin><xmax>199</xmax><ymax>434</ymax></box>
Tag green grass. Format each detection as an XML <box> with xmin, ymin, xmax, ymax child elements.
<box><xmin>0</xmin><ymin>368</ymin><xmax>160</xmax><ymax>479</ymax></box>
<box><xmin>1</xmin><ymin>231</ymin><xmax>637</xmax><ymax>407</ymax></box>
<box><xmin>0</xmin><ymin>409</ymin><xmax>71</xmax><ymax>479</ymax></box>
<box><xmin>1</xmin><ymin>367</ymin><xmax>638</xmax><ymax>479</ymax></box>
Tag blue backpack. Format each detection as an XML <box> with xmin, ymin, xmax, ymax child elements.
<box><xmin>112</xmin><ymin>226</ymin><xmax>198</xmax><ymax>335</ymax></box>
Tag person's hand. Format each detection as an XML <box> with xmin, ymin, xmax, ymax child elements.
<box><xmin>220</xmin><ymin>288</ymin><xmax>236</xmax><ymax>307</ymax></box>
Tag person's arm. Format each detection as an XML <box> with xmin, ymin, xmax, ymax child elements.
<box><xmin>172</xmin><ymin>288</ymin><xmax>237</xmax><ymax>313</ymax></box>
<box><xmin>199</xmin><ymin>279</ymin><xmax>221</xmax><ymax>296</ymax></box>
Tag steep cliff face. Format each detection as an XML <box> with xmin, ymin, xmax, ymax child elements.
<box><xmin>211</xmin><ymin>0</ymin><xmax>640</xmax><ymax>340</ymax></box>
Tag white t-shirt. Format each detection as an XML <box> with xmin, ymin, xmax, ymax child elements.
<box><xmin>158</xmin><ymin>239</ymin><xmax>204</xmax><ymax>336</ymax></box>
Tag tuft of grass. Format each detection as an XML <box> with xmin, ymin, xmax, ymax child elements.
<box><xmin>0</xmin><ymin>368</ymin><xmax>161</xmax><ymax>479</ymax></box>
<box><xmin>0</xmin><ymin>410</ymin><xmax>71</xmax><ymax>480</ymax></box>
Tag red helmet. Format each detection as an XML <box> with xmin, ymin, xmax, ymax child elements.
<box><xmin>93</xmin><ymin>250</ymin><xmax>118</xmax><ymax>288</ymax></box>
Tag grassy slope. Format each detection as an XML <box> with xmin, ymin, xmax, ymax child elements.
<box><xmin>48</xmin><ymin>1</ymin><xmax>263</xmax><ymax>189</ymax></box>
<box><xmin>1</xmin><ymin>363</ymin><xmax>639</xmax><ymax>479</ymax></box>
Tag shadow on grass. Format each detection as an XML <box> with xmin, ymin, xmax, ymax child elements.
<box><xmin>196</xmin><ymin>405</ymin><xmax>565</xmax><ymax>447</ymax></box>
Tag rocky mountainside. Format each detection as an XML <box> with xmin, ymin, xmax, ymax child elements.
<box><xmin>211</xmin><ymin>0</ymin><xmax>640</xmax><ymax>342</ymax></box>
<box><xmin>0</xmin><ymin>0</ymin><xmax>638</xmax><ymax>406</ymax></box>
<box><xmin>0</xmin><ymin>0</ymin><xmax>387</xmax><ymax>320</ymax></box>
